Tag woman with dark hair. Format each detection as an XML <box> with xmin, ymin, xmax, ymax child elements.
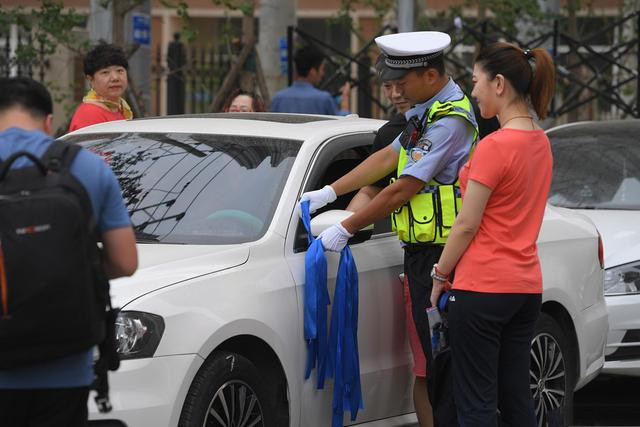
<box><xmin>222</xmin><ymin>89</ymin><xmax>266</xmax><ymax>113</ymax></box>
<box><xmin>68</xmin><ymin>44</ymin><xmax>132</xmax><ymax>132</ymax></box>
<box><xmin>429</xmin><ymin>42</ymin><xmax>555</xmax><ymax>426</ymax></box>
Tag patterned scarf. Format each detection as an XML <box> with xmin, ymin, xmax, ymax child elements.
<box><xmin>82</xmin><ymin>89</ymin><xmax>133</xmax><ymax>119</ymax></box>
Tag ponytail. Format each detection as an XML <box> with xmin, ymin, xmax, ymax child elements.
<box><xmin>527</xmin><ymin>47</ymin><xmax>555</xmax><ymax>119</ymax></box>
<box><xmin>475</xmin><ymin>42</ymin><xmax>556</xmax><ymax>119</ymax></box>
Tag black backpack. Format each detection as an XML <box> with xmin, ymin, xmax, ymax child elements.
<box><xmin>0</xmin><ymin>141</ymin><xmax>111</xmax><ymax>368</ymax></box>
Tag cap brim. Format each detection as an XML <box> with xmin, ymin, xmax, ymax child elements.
<box><xmin>376</xmin><ymin>54</ymin><xmax>409</xmax><ymax>81</ymax></box>
<box><xmin>379</xmin><ymin>66</ymin><xmax>409</xmax><ymax>81</ymax></box>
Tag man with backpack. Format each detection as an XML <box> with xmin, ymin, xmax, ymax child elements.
<box><xmin>0</xmin><ymin>77</ymin><xmax>137</xmax><ymax>427</ymax></box>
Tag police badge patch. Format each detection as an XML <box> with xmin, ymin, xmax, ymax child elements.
<box><xmin>409</xmin><ymin>137</ymin><xmax>432</xmax><ymax>162</ymax></box>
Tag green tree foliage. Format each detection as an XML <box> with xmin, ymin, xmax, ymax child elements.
<box><xmin>0</xmin><ymin>0</ymin><xmax>89</xmax><ymax>66</ymax></box>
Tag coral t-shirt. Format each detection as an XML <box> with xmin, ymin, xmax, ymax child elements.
<box><xmin>453</xmin><ymin>128</ymin><xmax>553</xmax><ymax>294</ymax></box>
<box><xmin>68</xmin><ymin>102</ymin><xmax>127</xmax><ymax>132</ymax></box>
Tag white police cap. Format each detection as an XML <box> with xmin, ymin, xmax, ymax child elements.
<box><xmin>375</xmin><ymin>31</ymin><xmax>451</xmax><ymax>80</ymax></box>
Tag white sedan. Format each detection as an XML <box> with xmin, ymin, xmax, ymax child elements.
<box><xmin>548</xmin><ymin>119</ymin><xmax>640</xmax><ymax>377</ymax></box>
<box><xmin>64</xmin><ymin>113</ymin><xmax>607</xmax><ymax>427</ymax></box>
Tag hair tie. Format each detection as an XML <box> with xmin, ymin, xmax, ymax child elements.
<box><xmin>523</xmin><ymin>49</ymin><xmax>533</xmax><ymax>59</ymax></box>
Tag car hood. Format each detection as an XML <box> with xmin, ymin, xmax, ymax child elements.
<box><xmin>574</xmin><ymin>209</ymin><xmax>640</xmax><ymax>268</ymax></box>
<box><xmin>109</xmin><ymin>244</ymin><xmax>249</xmax><ymax>308</ymax></box>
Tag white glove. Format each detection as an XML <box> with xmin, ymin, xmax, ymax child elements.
<box><xmin>318</xmin><ymin>223</ymin><xmax>354</xmax><ymax>252</ymax></box>
<box><xmin>299</xmin><ymin>185</ymin><xmax>337</xmax><ymax>216</ymax></box>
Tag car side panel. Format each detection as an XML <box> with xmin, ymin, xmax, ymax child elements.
<box><xmin>285</xmin><ymin>234</ymin><xmax>413</xmax><ymax>427</ymax></box>
<box><xmin>537</xmin><ymin>206</ymin><xmax>607</xmax><ymax>387</ymax></box>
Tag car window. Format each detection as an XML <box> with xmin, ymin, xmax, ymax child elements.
<box><xmin>65</xmin><ymin>132</ymin><xmax>301</xmax><ymax>244</ymax></box>
<box><xmin>548</xmin><ymin>122</ymin><xmax>640</xmax><ymax>210</ymax></box>
<box><xmin>293</xmin><ymin>133</ymin><xmax>393</xmax><ymax>252</ymax></box>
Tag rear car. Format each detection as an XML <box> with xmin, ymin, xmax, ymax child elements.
<box><xmin>548</xmin><ymin>119</ymin><xmax>640</xmax><ymax>377</ymax></box>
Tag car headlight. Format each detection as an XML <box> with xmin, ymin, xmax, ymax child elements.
<box><xmin>604</xmin><ymin>261</ymin><xmax>640</xmax><ymax>296</ymax></box>
<box><xmin>115</xmin><ymin>311</ymin><xmax>165</xmax><ymax>359</ymax></box>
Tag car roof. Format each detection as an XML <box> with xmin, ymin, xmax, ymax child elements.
<box><xmin>65</xmin><ymin>113</ymin><xmax>387</xmax><ymax>141</ymax></box>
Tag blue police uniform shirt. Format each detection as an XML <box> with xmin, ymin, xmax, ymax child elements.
<box><xmin>391</xmin><ymin>78</ymin><xmax>477</xmax><ymax>184</ymax></box>
<box><xmin>0</xmin><ymin>127</ymin><xmax>131</xmax><ymax>389</ymax></box>
<box><xmin>271</xmin><ymin>81</ymin><xmax>348</xmax><ymax>115</ymax></box>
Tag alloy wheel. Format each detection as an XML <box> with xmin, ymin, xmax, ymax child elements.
<box><xmin>204</xmin><ymin>380</ymin><xmax>265</xmax><ymax>427</ymax></box>
<box><xmin>530</xmin><ymin>332</ymin><xmax>567</xmax><ymax>427</ymax></box>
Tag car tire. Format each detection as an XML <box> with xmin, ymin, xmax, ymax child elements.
<box><xmin>178</xmin><ymin>351</ymin><xmax>277</xmax><ymax>427</ymax></box>
<box><xmin>530</xmin><ymin>312</ymin><xmax>576</xmax><ymax>427</ymax></box>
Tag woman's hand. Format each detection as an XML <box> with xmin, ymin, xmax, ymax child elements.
<box><xmin>430</xmin><ymin>278</ymin><xmax>451</xmax><ymax>308</ymax></box>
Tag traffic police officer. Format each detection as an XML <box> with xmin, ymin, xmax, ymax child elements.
<box><xmin>299</xmin><ymin>31</ymin><xmax>478</xmax><ymax>426</ymax></box>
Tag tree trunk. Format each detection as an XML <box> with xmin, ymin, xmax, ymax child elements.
<box><xmin>239</xmin><ymin>12</ymin><xmax>256</xmax><ymax>93</ymax></box>
<box><xmin>208</xmin><ymin>40</ymin><xmax>256</xmax><ymax>112</ymax></box>
<box><xmin>257</xmin><ymin>0</ymin><xmax>296</xmax><ymax>105</ymax></box>
<box><xmin>112</xmin><ymin>0</ymin><xmax>127</xmax><ymax>47</ymax></box>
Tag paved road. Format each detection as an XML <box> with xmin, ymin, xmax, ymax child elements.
<box><xmin>574</xmin><ymin>374</ymin><xmax>640</xmax><ymax>426</ymax></box>
<box><xmin>402</xmin><ymin>374</ymin><xmax>640</xmax><ymax>427</ymax></box>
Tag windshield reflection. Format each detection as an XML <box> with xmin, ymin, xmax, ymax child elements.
<box><xmin>66</xmin><ymin>132</ymin><xmax>301</xmax><ymax>244</ymax></box>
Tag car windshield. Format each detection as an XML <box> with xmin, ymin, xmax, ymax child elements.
<box><xmin>65</xmin><ymin>132</ymin><xmax>301</xmax><ymax>244</ymax></box>
<box><xmin>548</xmin><ymin>121</ymin><xmax>640</xmax><ymax>210</ymax></box>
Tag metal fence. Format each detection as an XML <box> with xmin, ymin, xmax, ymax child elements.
<box><xmin>153</xmin><ymin>39</ymin><xmax>232</xmax><ymax>115</ymax></box>
<box><xmin>0</xmin><ymin>25</ymin><xmax>48</xmax><ymax>81</ymax></box>
<box><xmin>443</xmin><ymin>11</ymin><xmax>640</xmax><ymax>121</ymax></box>
<box><xmin>289</xmin><ymin>11</ymin><xmax>639</xmax><ymax>122</ymax></box>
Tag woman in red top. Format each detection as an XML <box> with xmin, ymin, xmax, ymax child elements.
<box><xmin>430</xmin><ymin>42</ymin><xmax>555</xmax><ymax>426</ymax></box>
<box><xmin>68</xmin><ymin>44</ymin><xmax>133</xmax><ymax>132</ymax></box>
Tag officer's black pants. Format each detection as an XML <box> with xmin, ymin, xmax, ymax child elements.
<box><xmin>403</xmin><ymin>244</ymin><xmax>443</xmax><ymax>370</ymax></box>
<box><xmin>448</xmin><ymin>290</ymin><xmax>541</xmax><ymax>427</ymax></box>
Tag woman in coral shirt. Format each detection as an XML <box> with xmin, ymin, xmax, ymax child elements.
<box><xmin>68</xmin><ymin>44</ymin><xmax>133</xmax><ymax>132</ymax></box>
<box><xmin>430</xmin><ymin>42</ymin><xmax>556</xmax><ymax>426</ymax></box>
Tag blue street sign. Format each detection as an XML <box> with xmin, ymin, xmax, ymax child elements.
<box><xmin>132</xmin><ymin>14</ymin><xmax>151</xmax><ymax>46</ymax></box>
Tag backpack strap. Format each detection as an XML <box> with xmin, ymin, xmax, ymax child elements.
<box><xmin>41</xmin><ymin>141</ymin><xmax>96</xmax><ymax>232</ymax></box>
<box><xmin>41</xmin><ymin>140</ymin><xmax>82</xmax><ymax>172</ymax></box>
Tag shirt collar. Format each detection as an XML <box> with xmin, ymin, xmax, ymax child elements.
<box><xmin>0</xmin><ymin>127</ymin><xmax>49</xmax><ymax>139</ymax></box>
<box><xmin>405</xmin><ymin>77</ymin><xmax>455</xmax><ymax>120</ymax></box>
<box><xmin>292</xmin><ymin>80</ymin><xmax>314</xmax><ymax>89</ymax></box>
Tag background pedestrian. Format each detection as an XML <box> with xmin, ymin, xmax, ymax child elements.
<box><xmin>222</xmin><ymin>89</ymin><xmax>266</xmax><ymax>112</ymax></box>
<box><xmin>68</xmin><ymin>44</ymin><xmax>132</xmax><ymax>132</ymax></box>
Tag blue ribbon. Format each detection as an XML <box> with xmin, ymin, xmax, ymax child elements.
<box><xmin>438</xmin><ymin>291</ymin><xmax>450</xmax><ymax>312</ymax></box>
<box><xmin>328</xmin><ymin>246</ymin><xmax>363</xmax><ymax>426</ymax></box>
<box><xmin>301</xmin><ymin>201</ymin><xmax>330</xmax><ymax>388</ymax></box>
<box><xmin>300</xmin><ymin>201</ymin><xmax>363</xmax><ymax>425</ymax></box>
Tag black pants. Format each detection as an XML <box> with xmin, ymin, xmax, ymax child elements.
<box><xmin>403</xmin><ymin>244</ymin><xmax>444</xmax><ymax>369</ymax></box>
<box><xmin>0</xmin><ymin>387</ymin><xmax>89</xmax><ymax>427</ymax></box>
<box><xmin>448</xmin><ymin>290</ymin><xmax>541</xmax><ymax>427</ymax></box>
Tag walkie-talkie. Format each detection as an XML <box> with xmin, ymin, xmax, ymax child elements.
<box><xmin>398</xmin><ymin>114</ymin><xmax>422</xmax><ymax>150</ymax></box>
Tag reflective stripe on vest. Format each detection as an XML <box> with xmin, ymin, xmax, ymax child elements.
<box><xmin>392</xmin><ymin>96</ymin><xmax>478</xmax><ymax>244</ymax></box>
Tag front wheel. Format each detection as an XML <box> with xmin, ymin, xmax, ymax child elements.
<box><xmin>179</xmin><ymin>351</ymin><xmax>277</xmax><ymax>427</ymax></box>
<box><xmin>530</xmin><ymin>313</ymin><xmax>576</xmax><ymax>427</ymax></box>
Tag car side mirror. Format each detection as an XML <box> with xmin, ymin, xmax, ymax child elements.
<box><xmin>310</xmin><ymin>210</ymin><xmax>374</xmax><ymax>245</ymax></box>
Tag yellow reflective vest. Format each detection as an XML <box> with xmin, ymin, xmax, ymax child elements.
<box><xmin>391</xmin><ymin>96</ymin><xmax>478</xmax><ymax>244</ymax></box>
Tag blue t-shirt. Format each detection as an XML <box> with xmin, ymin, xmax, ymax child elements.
<box><xmin>391</xmin><ymin>78</ymin><xmax>477</xmax><ymax>184</ymax></box>
<box><xmin>271</xmin><ymin>81</ymin><xmax>348</xmax><ymax>115</ymax></box>
<box><xmin>0</xmin><ymin>127</ymin><xmax>131</xmax><ymax>389</ymax></box>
